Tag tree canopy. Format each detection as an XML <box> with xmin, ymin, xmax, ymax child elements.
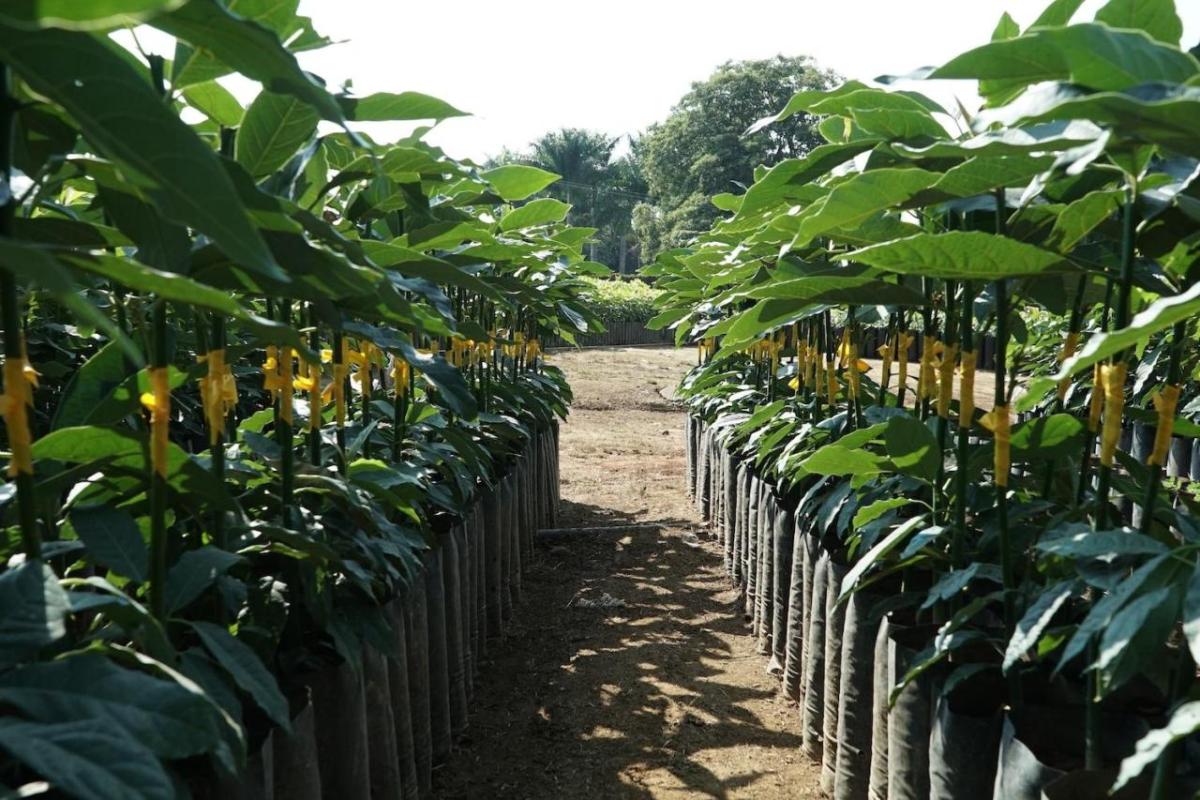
<box><xmin>634</xmin><ymin>55</ymin><xmax>839</xmax><ymax>259</ymax></box>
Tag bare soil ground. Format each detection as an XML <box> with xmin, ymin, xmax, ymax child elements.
<box><xmin>433</xmin><ymin>346</ymin><xmax>821</xmax><ymax>800</ymax></box>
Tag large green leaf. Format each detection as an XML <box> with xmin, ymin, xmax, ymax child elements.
<box><xmin>156</xmin><ymin>0</ymin><xmax>345</xmax><ymax>122</ymax></box>
<box><xmin>0</xmin><ymin>655</ymin><xmax>223</xmax><ymax>759</ymax></box>
<box><xmin>0</xmin><ymin>25</ymin><xmax>282</xmax><ymax>280</ymax></box>
<box><xmin>236</xmin><ymin>91</ymin><xmax>319</xmax><ymax>178</ymax></box>
<box><xmin>978</xmin><ymin>83</ymin><xmax>1200</xmax><ymax>159</ymax></box>
<box><xmin>190</xmin><ymin>621</ymin><xmax>291</xmax><ymax>731</ymax></box>
<box><xmin>884</xmin><ymin>415</ymin><xmax>940</xmax><ymax>482</ymax></box>
<box><xmin>0</xmin><ymin>0</ymin><xmax>182</xmax><ymax>30</ymax></box>
<box><xmin>0</xmin><ymin>562</ymin><xmax>69</xmax><ymax>666</ymax></box>
<box><xmin>745</xmin><ymin>80</ymin><xmax>871</xmax><ymax>134</ymax></box>
<box><xmin>68</xmin><ymin>505</ymin><xmax>148</xmax><ymax>583</ymax></box>
<box><xmin>791</xmin><ymin>168</ymin><xmax>940</xmax><ymax>247</ymax></box>
<box><xmin>343</xmin><ymin>91</ymin><xmax>467</xmax><ymax>122</ymax></box>
<box><xmin>50</xmin><ymin>341</ymin><xmax>136</xmax><ymax>431</ymax></box>
<box><xmin>0</xmin><ymin>719</ymin><xmax>172</xmax><ymax>800</ymax></box>
<box><xmin>1095</xmin><ymin>0</ymin><xmax>1182</xmax><ymax>45</ymax></box>
<box><xmin>181</xmin><ymin>79</ymin><xmax>243</xmax><ymax>127</ymax></box>
<box><xmin>849</xmin><ymin>232</ymin><xmax>1077</xmax><ymax>279</ymax></box>
<box><xmin>360</xmin><ymin>241</ymin><xmax>502</xmax><ymax>300</ymax></box>
<box><xmin>482</xmin><ymin>165</ymin><xmax>559</xmax><ymax>201</ymax></box>
<box><xmin>165</xmin><ymin>547</ymin><xmax>243</xmax><ymax>614</ymax></box>
<box><xmin>499</xmin><ymin>198</ymin><xmax>570</xmax><ymax>231</ymax></box>
<box><xmin>932</xmin><ymin>24</ymin><xmax>1199</xmax><ymax>92</ymax></box>
<box><xmin>1096</xmin><ymin>584</ymin><xmax>1178</xmax><ymax>694</ymax></box>
<box><xmin>798</xmin><ymin>445</ymin><xmax>886</xmax><ymax>478</ymax></box>
<box><xmin>735</xmin><ymin>140</ymin><xmax>881</xmax><ymax>219</ymax></box>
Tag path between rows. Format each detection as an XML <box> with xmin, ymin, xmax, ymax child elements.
<box><xmin>433</xmin><ymin>346</ymin><xmax>821</xmax><ymax>800</ymax></box>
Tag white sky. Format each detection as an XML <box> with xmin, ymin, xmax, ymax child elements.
<box><xmin>293</xmin><ymin>0</ymin><xmax>1200</xmax><ymax>163</ymax></box>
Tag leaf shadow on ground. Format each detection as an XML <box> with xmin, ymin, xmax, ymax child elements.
<box><xmin>433</xmin><ymin>497</ymin><xmax>804</xmax><ymax>800</ymax></box>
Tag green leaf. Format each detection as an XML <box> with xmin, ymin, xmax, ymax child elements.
<box><xmin>344</xmin><ymin>91</ymin><xmax>467</xmax><ymax>122</ymax></box>
<box><xmin>1115</xmin><ymin>701</ymin><xmax>1200</xmax><ymax>790</ymax></box>
<box><xmin>839</xmin><ymin>515</ymin><xmax>928</xmax><ymax>601</ymax></box>
<box><xmin>791</xmin><ymin>168</ymin><xmax>941</xmax><ymax>248</ymax></box>
<box><xmin>884</xmin><ymin>415</ymin><xmax>940</xmax><ymax>482</ymax></box>
<box><xmin>165</xmin><ymin>547</ymin><xmax>243</xmax><ymax>615</ymax></box>
<box><xmin>849</xmin><ymin>231</ymin><xmax>1077</xmax><ymax>279</ymax></box>
<box><xmin>157</xmin><ymin>0</ymin><xmax>345</xmax><ymax>123</ymax></box>
<box><xmin>50</xmin><ymin>341</ymin><xmax>136</xmax><ymax>431</ymax></box>
<box><xmin>745</xmin><ymin>80</ymin><xmax>872</xmax><ymax>134</ymax></box>
<box><xmin>236</xmin><ymin>91</ymin><xmax>320</xmax><ymax>178</ymax></box>
<box><xmin>1010</xmin><ymin>413</ymin><xmax>1085</xmax><ymax>459</ymax></box>
<box><xmin>0</xmin><ymin>654</ymin><xmax>223</xmax><ymax>760</ymax></box>
<box><xmin>181</xmin><ymin>80</ymin><xmax>243</xmax><ymax>127</ymax></box>
<box><xmin>1045</xmin><ymin>189</ymin><xmax>1123</xmax><ymax>252</ymax></box>
<box><xmin>360</xmin><ymin>241</ymin><xmax>502</xmax><ymax>301</ymax></box>
<box><xmin>1096</xmin><ymin>585</ymin><xmax>1178</xmax><ymax>694</ymax></box>
<box><xmin>1036</xmin><ymin>528</ymin><xmax>1168</xmax><ymax>561</ymax></box>
<box><xmin>0</xmin><ymin>719</ymin><xmax>172</xmax><ymax>800</ymax></box>
<box><xmin>978</xmin><ymin>83</ymin><xmax>1200</xmax><ymax>159</ymax></box>
<box><xmin>498</xmin><ymin>198</ymin><xmax>570</xmax><ymax>231</ymax></box>
<box><xmin>1095</xmin><ymin>0</ymin><xmax>1182</xmax><ymax>46</ymax></box>
<box><xmin>1030</xmin><ymin>0</ymin><xmax>1087</xmax><ymax>28</ymax></box>
<box><xmin>852</xmin><ymin>497</ymin><xmax>912</xmax><ymax>530</ymax></box>
<box><xmin>0</xmin><ymin>0</ymin><xmax>182</xmax><ymax>30</ymax></box>
<box><xmin>931</xmin><ymin>24</ymin><xmax>1199</xmax><ymax>92</ymax></box>
<box><xmin>734</xmin><ymin>140</ymin><xmax>880</xmax><ymax>219</ymax></box>
<box><xmin>1004</xmin><ymin>580</ymin><xmax>1079</xmax><ymax>672</ymax></box>
<box><xmin>799</xmin><ymin>445</ymin><xmax>886</xmax><ymax>478</ymax></box>
<box><xmin>189</xmin><ymin>621</ymin><xmax>291</xmax><ymax>731</ymax></box>
<box><xmin>68</xmin><ymin>505</ymin><xmax>148</xmax><ymax>583</ymax></box>
<box><xmin>482</xmin><ymin>165</ymin><xmax>560</xmax><ymax>201</ymax></box>
<box><xmin>1182</xmin><ymin>563</ymin><xmax>1200</xmax><ymax>664</ymax></box>
<box><xmin>0</xmin><ymin>562</ymin><xmax>69</xmax><ymax>666</ymax></box>
<box><xmin>0</xmin><ymin>25</ymin><xmax>282</xmax><ymax>280</ymax></box>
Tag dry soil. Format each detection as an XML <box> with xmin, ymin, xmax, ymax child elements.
<box><xmin>432</xmin><ymin>346</ymin><xmax>822</xmax><ymax>800</ymax></box>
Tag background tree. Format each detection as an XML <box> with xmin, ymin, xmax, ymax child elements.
<box><xmin>634</xmin><ymin>55</ymin><xmax>839</xmax><ymax>260</ymax></box>
<box><xmin>490</xmin><ymin>128</ymin><xmax>649</xmax><ymax>271</ymax></box>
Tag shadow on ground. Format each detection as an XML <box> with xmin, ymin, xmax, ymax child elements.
<box><xmin>432</xmin><ymin>498</ymin><xmax>803</xmax><ymax>800</ymax></box>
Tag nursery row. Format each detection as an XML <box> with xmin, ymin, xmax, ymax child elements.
<box><xmin>653</xmin><ymin>0</ymin><xmax>1200</xmax><ymax>797</ymax></box>
<box><xmin>0</xmin><ymin>2</ymin><xmax>596</xmax><ymax>798</ymax></box>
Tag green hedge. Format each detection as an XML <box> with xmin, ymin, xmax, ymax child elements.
<box><xmin>580</xmin><ymin>276</ymin><xmax>663</xmax><ymax>327</ymax></box>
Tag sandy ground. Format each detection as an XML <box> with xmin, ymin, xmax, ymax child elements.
<box><xmin>432</xmin><ymin>346</ymin><xmax>821</xmax><ymax>800</ymax></box>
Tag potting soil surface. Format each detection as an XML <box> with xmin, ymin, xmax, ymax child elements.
<box><xmin>432</xmin><ymin>346</ymin><xmax>822</xmax><ymax>800</ymax></box>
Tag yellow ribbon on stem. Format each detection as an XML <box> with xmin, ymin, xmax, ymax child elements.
<box><xmin>980</xmin><ymin>404</ymin><xmax>1011</xmax><ymax>487</ymax></box>
<box><xmin>1056</xmin><ymin>331</ymin><xmax>1081</xmax><ymax>403</ymax></box>
<box><xmin>1099</xmin><ymin>363</ymin><xmax>1127</xmax><ymax>468</ymax></box>
<box><xmin>1149</xmin><ymin>384</ymin><xmax>1181</xmax><ymax>467</ymax></box>
<box><xmin>140</xmin><ymin>367</ymin><xmax>171</xmax><ymax>478</ymax></box>
<box><xmin>1</xmin><ymin>357</ymin><xmax>37</xmax><ymax>477</ymax></box>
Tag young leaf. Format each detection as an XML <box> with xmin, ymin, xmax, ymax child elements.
<box><xmin>236</xmin><ymin>91</ymin><xmax>320</xmax><ymax>178</ymax></box>
<box><xmin>482</xmin><ymin>165</ymin><xmax>559</xmax><ymax>201</ymax></box>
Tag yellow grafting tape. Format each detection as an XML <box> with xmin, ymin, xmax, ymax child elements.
<box><xmin>1099</xmin><ymin>362</ymin><xmax>1127</xmax><ymax>468</ymax></box>
<box><xmin>959</xmin><ymin>352</ymin><xmax>976</xmax><ymax>429</ymax></box>
<box><xmin>937</xmin><ymin>342</ymin><xmax>958</xmax><ymax>419</ymax></box>
<box><xmin>1149</xmin><ymin>384</ymin><xmax>1181</xmax><ymax>467</ymax></box>
<box><xmin>1056</xmin><ymin>331</ymin><xmax>1081</xmax><ymax>403</ymax></box>
<box><xmin>1088</xmin><ymin>363</ymin><xmax>1104</xmax><ymax>434</ymax></box>
<box><xmin>262</xmin><ymin>346</ymin><xmax>283</xmax><ymax>402</ymax></box>
<box><xmin>140</xmin><ymin>366</ymin><xmax>171</xmax><ymax>478</ymax></box>
<box><xmin>980</xmin><ymin>404</ymin><xmax>1010</xmax><ymax>487</ymax></box>
<box><xmin>919</xmin><ymin>335</ymin><xmax>937</xmax><ymax>401</ymax></box>
<box><xmin>1</xmin><ymin>357</ymin><xmax>35</xmax><ymax>477</ymax></box>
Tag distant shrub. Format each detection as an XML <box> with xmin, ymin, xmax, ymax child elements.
<box><xmin>580</xmin><ymin>276</ymin><xmax>663</xmax><ymax>327</ymax></box>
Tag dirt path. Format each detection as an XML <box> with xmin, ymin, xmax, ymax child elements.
<box><xmin>433</xmin><ymin>347</ymin><xmax>820</xmax><ymax>800</ymax></box>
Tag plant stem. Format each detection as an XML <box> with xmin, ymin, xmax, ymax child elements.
<box><xmin>149</xmin><ymin>299</ymin><xmax>168</xmax><ymax>620</ymax></box>
<box><xmin>0</xmin><ymin>64</ymin><xmax>39</xmax><ymax>562</ymax></box>
<box><xmin>953</xmin><ymin>282</ymin><xmax>974</xmax><ymax>569</ymax></box>
<box><xmin>211</xmin><ymin>314</ymin><xmax>226</xmax><ymax>550</ymax></box>
<box><xmin>278</xmin><ymin>300</ymin><xmax>294</xmax><ymax>524</ymax></box>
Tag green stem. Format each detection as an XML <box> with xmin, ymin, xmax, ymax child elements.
<box><xmin>210</xmin><ymin>314</ymin><xmax>227</xmax><ymax>550</ymax></box>
<box><xmin>278</xmin><ymin>300</ymin><xmax>294</xmax><ymax>523</ymax></box>
<box><xmin>0</xmin><ymin>65</ymin><xmax>39</xmax><ymax>562</ymax></box>
<box><xmin>307</xmin><ymin>306</ymin><xmax>320</xmax><ymax>467</ymax></box>
<box><xmin>953</xmin><ymin>282</ymin><xmax>974</xmax><ymax>569</ymax></box>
